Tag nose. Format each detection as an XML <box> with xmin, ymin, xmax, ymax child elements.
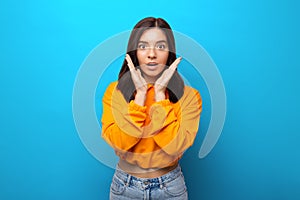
<box><xmin>147</xmin><ymin>48</ymin><xmax>157</xmax><ymax>59</ymax></box>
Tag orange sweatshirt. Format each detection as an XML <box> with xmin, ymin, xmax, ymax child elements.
<box><xmin>101</xmin><ymin>81</ymin><xmax>202</xmax><ymax>169</ymax></box>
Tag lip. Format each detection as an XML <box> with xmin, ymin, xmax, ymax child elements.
<box><xmin>146</xmin><ymin>62</ymin><xmax>158</xmax><ymax>66</ymax></box>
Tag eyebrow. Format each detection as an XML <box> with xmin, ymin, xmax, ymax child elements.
<box><xmin>138</xmin><ymin>40</ymin><xmax>167</xmax><ymax>44</ymax></box>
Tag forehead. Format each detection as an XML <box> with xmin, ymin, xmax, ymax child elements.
<box><xmin>139</xmin><ymin>28</ymin><xmax>167</xmax><ymax>42</ymax></box>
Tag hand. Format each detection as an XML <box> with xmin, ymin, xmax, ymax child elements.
<box><xmin>125</xmin><ymin>54</ymin><xmax>147</xmax><ymax>93</ymax></box>
<box><xmin>125</xmin><ymin>54</ymin><xmax>147</xmax><ymax>105</ymax></box>
<box><xmin>154</xmin><ymin>57</ymin><xmax>182</xmax><ymax>101</ymax></box>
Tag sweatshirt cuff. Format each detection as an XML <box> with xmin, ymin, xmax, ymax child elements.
<box><xmin>153</xmin><ymin>99</ymin><xmax>171</xmax><ymax>107</ymax></box>
<box><xmin>149</xmin><ymin>99</ymin><xmax>172</xmax><ymax>117</ymax></box>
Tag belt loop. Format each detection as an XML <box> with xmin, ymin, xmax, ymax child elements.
<box><xmin>125</xmin><ymin>174</ymin><xmax>131</xmax><ymax>187</ymax></box>
<box><xmin>158</xmin><ymin>177</ymin><xmax>163</xmax><ymax>189</ymax></box>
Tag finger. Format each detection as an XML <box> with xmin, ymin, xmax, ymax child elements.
<box><xmin>126</xmin><ymin>54</ymin><xmax>134</xmax><ymax>66</ymax></box>
<box><xmin>130</xmin><ymin>69</ymin><xmax>145</xmax><ymax>90</ymax></box>
<box><xmin>137</xmin><ymin>69</ymin><xmax>147</xmax><ymax>84</ymax></box>
<box><xmin>169</xmin><ymin>57</ymin><xmax>182</xmax><ymax>71</ymax></box>
<box><xmin>169</xmin><ymin>57</ymin><xmax>181</xmax><ymax>70</ymax></box>
<box><xmin>137</xmin><ymin>68</ymin><xmax>143</xmax><ymax>78</ymax></box>
<box><xmin>125</xmin><ymin>54</ymin><xmax>135</xmax><ymax>71</ymax></box>
<box><xmin>155</xmin><ymin>71</ymin><xmax>171</xmax><ymax>87</ymax></box>
<box><xmin>125</xmin><ymin>54</ymin><xmax>132</xmax><ymax>69</ymax></box>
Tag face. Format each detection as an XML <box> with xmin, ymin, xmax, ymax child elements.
<box><xmin>136</xmin><ymin>28</ymin><xmax>169</xmax><ymax>83</ymax></box>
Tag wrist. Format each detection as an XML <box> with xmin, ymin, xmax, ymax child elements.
<box><xmin>134</xmin><ymin>91</ymin><xmax>146</xmax><ymax>106</ymax></box>
<box><xmin>136</xmin><ymin>90</ymin><xmax>146</xmax><ymax>96</ymax></box>
<box><xmin>155</xmin><ymin>92</ymin><xmax>166</xmax><ymax>102</ymax></box>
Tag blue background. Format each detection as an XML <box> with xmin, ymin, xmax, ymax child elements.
<box><xmin>1</xmin><ymin>0</ymin><xmax>299</xmax><ymax>199</ymax></box>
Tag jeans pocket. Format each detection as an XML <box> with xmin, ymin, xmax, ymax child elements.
<box><xmin>164</xmin><ymin>174</ymin><xmax>187</xmax><ymax>197</ymax></box>
<box><xmin>110</xmin><ymin>175</ymin><xmax>126</xmax><ymax>195</ymax></box>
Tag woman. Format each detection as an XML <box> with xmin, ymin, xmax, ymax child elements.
<box><xmin>101</xmin><ymin>17</ymin><xmax>202</xmax><ymax>199</ymax></box>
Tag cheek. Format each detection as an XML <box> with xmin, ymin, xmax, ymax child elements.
<box><xmin>159</xmin><ymin>52</ymin><xmax>169</xmax><ymax>64</ymax></box>
<box><xmin>137</xmin><ymin>51</ymin><xmax>146</xmax><ymax>63</ymax></box>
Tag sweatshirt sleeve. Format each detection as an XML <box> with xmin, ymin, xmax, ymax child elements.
<box><xmin>148</xmin><ymin>88</ymin><xmax>202</xmax><ymax>156</ymax></box>
<box><xmin>101</xmin><ymin>82</ymin><xmax>147</xmax><ymax>151</ymax></box>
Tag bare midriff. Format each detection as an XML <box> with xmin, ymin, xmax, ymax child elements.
<box><xmin>118</xmin><ymin>159</ymin><xmax>178</xmax><ymax>178</ymax></box>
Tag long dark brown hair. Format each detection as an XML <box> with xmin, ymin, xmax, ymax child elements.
<box><xmin>117</xmin><ymin>17</ymin><xmax>184</xmax><ymax>103</ymax></box>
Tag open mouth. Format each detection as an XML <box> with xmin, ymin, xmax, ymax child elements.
<box><xmin>147</xmin><ymin>63</ymin><xmax>158</xmax><ymax>66</ymax></box>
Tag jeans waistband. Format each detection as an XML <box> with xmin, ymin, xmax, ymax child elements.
<box><xmin>114</xmin><ymin>164</ymin><xmax>182</xmax><ymax>190</ymax></box>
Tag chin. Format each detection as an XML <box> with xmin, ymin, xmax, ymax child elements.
<box><xmin>146</xmin><ymin>72</ymin><xmax>162</xmax><ymax>78</ymax></box>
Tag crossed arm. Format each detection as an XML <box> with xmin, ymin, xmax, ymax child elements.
<box><xmin>101</xmin><ymin>82</ymin><xmax>202</xmax><ymax>157</ymax></box>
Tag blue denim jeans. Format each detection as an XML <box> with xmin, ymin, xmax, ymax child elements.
<box><xmin>110</xmin><ymin>164</ymin><xmax>188</xmax><ymax>200</ymax></box>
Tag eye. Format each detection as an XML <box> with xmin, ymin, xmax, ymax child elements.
<box><xmin>156</xmin><ymin>44</ymin><xmax>166</xmax><ymax>50</ymax></box>
<box><xmin>138</xmin><ymin>43</ymin><xmax>146</xmax><ymax>49</ymax></box>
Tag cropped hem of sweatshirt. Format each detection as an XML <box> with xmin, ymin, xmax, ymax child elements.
<box><xmin>101</xmin><ymin>81</ymin><xmax>202</xmax><ymax>169</ymax></box>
